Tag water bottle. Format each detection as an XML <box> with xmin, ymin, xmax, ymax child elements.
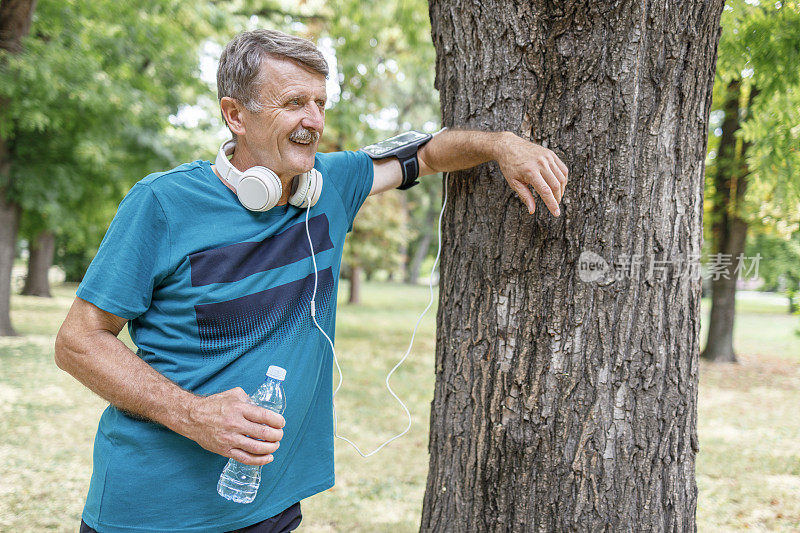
<box><xmin>217</xmin><ymin>365</ymin><xmax>286</xmax><ymax>504</ymax></box>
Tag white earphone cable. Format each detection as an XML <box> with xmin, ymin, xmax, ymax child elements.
<box><xmin>304</xmin><ymin>176</ymin><xmax>448</xmax><ymax>457</ymax></box>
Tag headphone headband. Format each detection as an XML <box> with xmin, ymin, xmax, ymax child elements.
<box><xmin>214</xmin><ymin>139</ymin><xmax>242</xmax><ymax>190</ymax></box>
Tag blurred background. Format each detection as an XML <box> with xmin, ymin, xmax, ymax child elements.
<box><xmin>0</xmin><ymin>0</ymin><xmax>798</xmax><ymax>530</ymax></box>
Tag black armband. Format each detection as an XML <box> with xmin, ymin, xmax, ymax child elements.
<box><xmin>361</xmin><ymin>131</ymin><xmax>433</xmax><ymax>190</ymax></box>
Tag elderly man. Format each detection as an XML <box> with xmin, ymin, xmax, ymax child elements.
<box><xmin>55</xmin><ymin>29</ymin><xmax>567</xmax><ymax>532</ymax></box>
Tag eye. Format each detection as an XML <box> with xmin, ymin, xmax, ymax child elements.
<box><xmin>316</xmin><ymin>100</ymin><xmax>326</xmax><ymax>109</ymax></box>
<box><xmin>288</xmin><ymin>97</ymin><xmax>302</xmax><ymax>107</ymax></box>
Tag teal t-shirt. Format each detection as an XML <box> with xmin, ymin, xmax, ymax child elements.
<box><xmin>75</xmin><ymin>151</ymin><xmax>373</xmax><ymax>532</ymax></box>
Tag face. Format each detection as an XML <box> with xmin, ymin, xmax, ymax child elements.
<box><xmin>229</xmin><ymin>56</ymin><xmax>327</xmax><ymax>178</ymax></box>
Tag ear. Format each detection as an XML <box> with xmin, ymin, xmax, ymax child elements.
<box><xmin>220</xmin><ymin>97</ymin><xmax>246</xmax><ymax>137</ymax></box>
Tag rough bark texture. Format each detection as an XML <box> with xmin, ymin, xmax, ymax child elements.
<box><xmin>0</xmin><ymin>0</ymin><xmax>37</xmax><ymax>336</ymax></box>
<box><xmin>701</xmin><ymin>81</ymin><xmax>756</xmax><ymax>363</ymax></box>
<box><xmin>22</xmin><ymin>230</ymin><xmax>54</xmax><ymax>297</ymax></box>
<box><xmin>421</xmin><ymin>1</ymin><xmax>723</xmax><ymax>531</ymax></box>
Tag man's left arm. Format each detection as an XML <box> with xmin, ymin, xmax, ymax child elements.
<box><xmin>370</xmin><ymin>129</ymin><xmax>568</xmax><ymax>217</ymax></box>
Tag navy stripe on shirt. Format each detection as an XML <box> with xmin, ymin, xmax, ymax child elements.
<box><xmin>189</xmin><ymin>214</ymin><xmax>334</xmax><ymax>287</ymax></box>
<box><xmin>195</xmin><ymin>267</ymin><xmax>334</xmax><ymax>357</ymax></box>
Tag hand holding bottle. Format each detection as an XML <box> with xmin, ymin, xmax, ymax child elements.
<box><xmin>217</xmin><ymin>366</ymin><xmax>287</xmax><ymax>503</ymax></box>
<box><xmin>184</xmin><ymin>386</ymin><xmax>285</xmax><ymax>466</ymax></box>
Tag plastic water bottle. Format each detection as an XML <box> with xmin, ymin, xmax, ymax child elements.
<box><xmin>217</xmin><ymin>365</ymin><xmax>286</xmax><ymax>504</ymax></box>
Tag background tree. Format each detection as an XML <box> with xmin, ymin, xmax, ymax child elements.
<box><xmin>342</xmin><ymin>191</ymin><xmax>409</xmax><ymax>303</ymax></box>
<box><xmin>747</xmin><ymin>228</ymin><xmax>800</xmax><ymax>313</ymax></box>
<box><xmin>701</xmin><ymin>0</ymin><xmax>800</xmax><ymax>362</ymax></box>
<box><xmin>0</xmin><ymin>0</ymin><xmax>221</xmax><ymax>330</ymax></box>
<box><xmin>0</xmin><ymin>0</ymin><xmax>37</xmax><ymax>334</ymax></box>
<box><xmin>315</xmin><ymin>0</ymin><xmax>440</xmax><ymax>299</ymax></box>
<box><xmin>235</xmin><ymin>0</ymin><xmax>441</xmax><ymax>300</ymax></box>
<box><xmin>420</xmin><ymin>0</ymin><xmax>723</xmax><ymax>529</ymax></box>
<box><xmin>404</xmin><ymin>181</ymin><xmax>441</xmax><ymax>284</ymax></box>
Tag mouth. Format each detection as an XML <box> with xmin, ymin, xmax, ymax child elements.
<box><xmin>289</xmin><ymin>129</ymin><xmax>319</xmax><ymax>146</ymax></box>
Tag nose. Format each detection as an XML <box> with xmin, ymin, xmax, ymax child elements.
<box><xmin>302</xmin><ymin>102</ymin><xmax>324</xmax><ymax>132</ymax></box>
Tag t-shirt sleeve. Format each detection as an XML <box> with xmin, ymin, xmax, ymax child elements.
<box><xmin>76</xmin><ymin>182</ymin><xmax>173</xmax><ymax>320</ymax></box>
<box><xmin>320</xmin><ymin>150</ymin><xmax>374</xmax><ymax>232</ymax></box>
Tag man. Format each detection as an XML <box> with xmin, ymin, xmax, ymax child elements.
<box><xmin>55</xmin><ymin>29</ymin><xmax>567</xmax><ymax>532</ymax></box>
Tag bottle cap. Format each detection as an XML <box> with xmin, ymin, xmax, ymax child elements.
<box><xmin>266</xmin><ymin>365</ymin><xmax>286</xmax><ymax>381</ymax></box>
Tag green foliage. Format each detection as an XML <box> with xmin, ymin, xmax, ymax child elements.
<box><xmin>295</xmin><ymin>0</ymin><xmax>441</xmax><ymax>281</ymax></box>
<box><xmin>746</xmin><ymin>226</ymin><xmax>800</xmax><ymax>305</ymax></box>
<box><xmin>317</xmin><ymin>0</ymin><xmax>438</xmax><ymax>150</ymax></box>
<box><xmin>717</xmin><ymin>1</ymin><xmax>800</xmax><ymax>89</ymax></box>
<box><xmin>740</xmin><ymin>86</ymin><xmax>800</xmax><ymax>224</ymax></box>
<box><xmin>710</xmin><ymin>0</ymin><xmax>800</xmax><ymax>224</ymax></box>
<box><xmin>705</xmin><ymin>0</ymin><xmax>800</xmax><ymax>304</ymax></box>
<box><xmin>0</xmin><ymin>0</ymin><xmax>225</xmax><ymax>276</ymax></box>
<box><xmin>2</xmin><ymin>0</ymin><xmax>441</xmax><ymax>284</ymax></box>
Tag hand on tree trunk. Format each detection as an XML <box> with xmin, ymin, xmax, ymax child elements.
<box><xmin>494</xmin><ymin>132</ymin><xmax>569</xmax><ymax>217</ymax></box>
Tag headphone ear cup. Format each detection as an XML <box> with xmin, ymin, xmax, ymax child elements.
<box><xmin>237</xmin><ymin>166</ymin><xmax>282</xmax><ymax>211</ymax></box>
<box><xmin>289</xmin><ymin>168</ymin><xmax>323</xmax><ymax>209</ymax></box>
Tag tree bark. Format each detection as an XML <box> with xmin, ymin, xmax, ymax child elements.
<box><xmin>21</xmin><ymin>230</ymin><xmax>54</xmax><ymax>297</ymax></box>
<box><xmin>422</xmin><ymin>1</ymin><xmax>723</xmax><ymax>531</ymax></box>
<box><xmin>701</xmin><ymin>83</ymin><xmax>757</xmax><ymax>363</ymax></box>
<box><xmin>0</xmin><ymin>0</ymin><xmax>37</xmax><ymax>53</ymax></box>
<box><xmin>0</xmin><ymin>0</ymin><xmax>38</xmax><ymax>336</ymax></box>
<box><xmin>349</xmin><ymin>264</ymin><xmax>362</xmax><ymax>304</ymax></box>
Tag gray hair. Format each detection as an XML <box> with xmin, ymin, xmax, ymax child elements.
<box><xmin>217</xmin><ymin>29</ymin><xmax>329</xmax><ymax>135</ymax></box>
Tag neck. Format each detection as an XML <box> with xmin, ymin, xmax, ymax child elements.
<box><xmin>224</xmin><ymin>140</ymin><xmax>295</xmax><ymax>206</ymax></box>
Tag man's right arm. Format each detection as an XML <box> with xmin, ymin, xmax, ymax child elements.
<box><xmin>54</xmin><ymin>297</ymin><xmax>284</xmax><ymax>466</ymax></box>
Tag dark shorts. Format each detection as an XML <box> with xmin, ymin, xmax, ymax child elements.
<box><xmin>79</xmin><ymin>501</ymin><xmax>302</xmax><ymax>533</ymax></box>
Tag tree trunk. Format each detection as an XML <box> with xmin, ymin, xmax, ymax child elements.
<box><xmin>421</xmin><ymin>1</ymin><xmax>723</xmax><ymax>531</ymax></box>
<box><xmin>702</xmin><ymin>221</ymin><xmax>746</xmax><ymax>362</ymax></box>
<box><xmin>406</xmin><ymin>230</ymin><xmax>434</xmax><ymax>285</ymax></box>
<box><xmin>701</xmin><ymin>83</ymin><xmax>757</xmax><ymax>363</ymax></box>
<box><xmin>0</xmin><ymin>184</ymin><xmax>20</xmax><ymax>336</ymax></box>
<box><xmin>406</xmin><ymin>185</ymin><xmax>440</xmax><ymax>285</ymax></box>
<box><xmin>0</xmin><ymin>0</ymin><xmax>37</xmax><ymax>53</ymax></box>
<box><xmin>349</xmin><ymin>264</ymin><xmax>362</xmax><ymax>304</ymax></box>
<box><xmin>0</xmin><ymin>0</ymin><xmax>38</xmax><ymax>336</ymax></box>
<box><xmin>22</xmin><ymin>230</ymin><xmax>54</xmax><ymax>297</ymax></box>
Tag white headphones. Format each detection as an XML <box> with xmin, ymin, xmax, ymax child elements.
<box><xmin>215</xmin><ymin>139</ymin><xmax>323</xmax><ymax>211</ymax></box>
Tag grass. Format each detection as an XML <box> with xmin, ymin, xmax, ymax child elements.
<box><xmin>0</xmin><ymin>283</ymin><xmax>798</xmax><ymax>531</ymax></box>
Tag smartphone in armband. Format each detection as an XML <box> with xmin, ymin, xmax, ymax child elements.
<box><xmin>361</xmin><ymin>131</ymin><xmax>433</xmax><ymax>190</ymax></box>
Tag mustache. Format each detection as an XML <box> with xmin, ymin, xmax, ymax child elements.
<box><xmin>289</xmin><ymin>128</ymin><xmax>320</xmax><ymax>143</ymax></box>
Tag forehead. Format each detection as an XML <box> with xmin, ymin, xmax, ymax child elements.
<box><xmin>258</xmin><ymin>55</ymin><xmax>327</xmax><ymax>98</ymax></box>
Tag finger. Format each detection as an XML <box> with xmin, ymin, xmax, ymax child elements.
<box><xmin>236</xmin><ymin>434</ymin><xmax>280</xmax><ymax>455</ymax></box>
<box><xmin>229</xmin><ymin>448</ymin><xmax>275</xmax><ymax>466</ymax></box>
<box><xmin>530</xmin><ymin>171</ymin><xmax>560</xmax><ymax>217</ymax></box>
<box><xmin>548</xmin><ymin>161</ymin><xmax>567</xmax><ymax>205</ymax></box>
<box><xmin>549</xmin><ymin>158</ymin><xmax>567</xmax><ymax>193</ymax></box>
<box><xmin>242</xmin><ymin>421</ymin><xmax>284</xmax><ymax>443</ymax></box>
<box><xmin>242</xmin><ymin>405</ymin><xmax>286</xmax><ymax>428</ymax></box>
<box><xmin>552</xmin><ymin>153</ymin><xmax>569</xmax><ymax>179</ymax></box>
<box><xmin>508</xmin><ymin>179</ymin><xmax>537</xmax><ymax>214</ymax></box>
<box><xmin>538</xmin><ymin>160</ymin><xmax>562</xmax><ymax>204</ymax></box>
